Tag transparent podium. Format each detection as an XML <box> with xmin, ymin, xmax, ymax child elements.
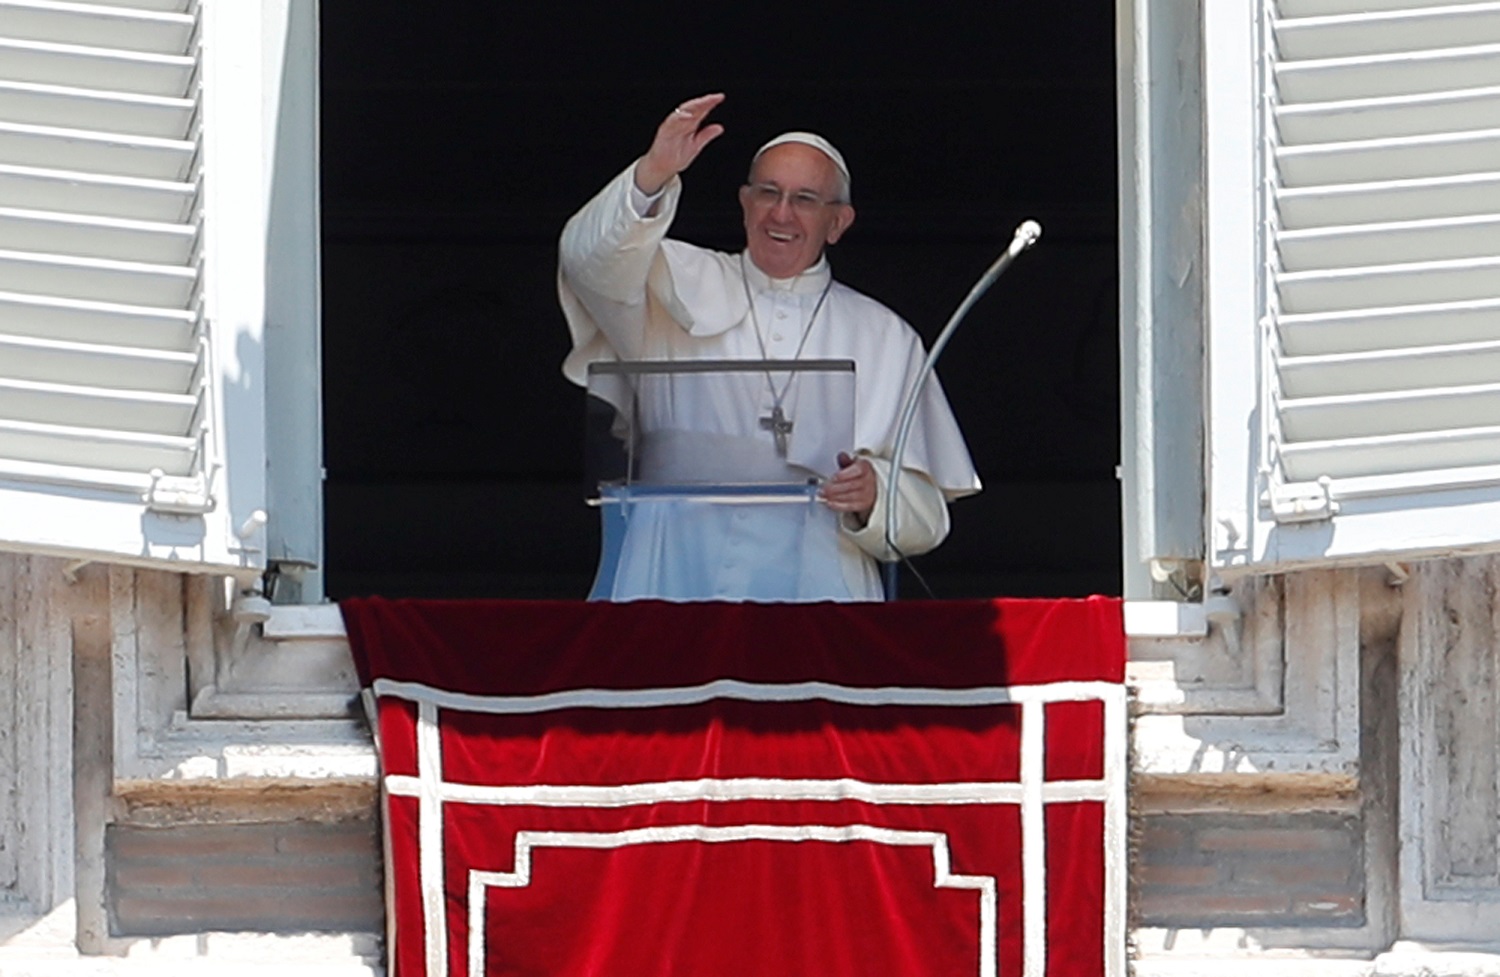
<box><xmin>585</xmin><ymin>359</ymin><xmax>861</xmax><ymax>602</ymax></box>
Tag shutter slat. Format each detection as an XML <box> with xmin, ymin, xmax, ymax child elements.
<box><xmin>0</xmin><ymin>121</ymin><xmax>193</xmax><ymax>179</ymax></box>
<box><xmin>1281</xmin><ymin>340</ymin><xmax>1500</xmax><ymax>395</ymax></box>
<box><xmin>0</xmin><ymin>80</ymin><xmax>193</xmax><ymax>137</ymax></box>
<box><xmin>1279</xmin><ymin>299</ymin><xmax>1500</xmax><ymax>355</ymax></box>
<box><xmin>1281</xmin><ymin>425</ymin><xmax>1500</xmax><ymax>481</ymax></box>
<box><xmin>0</xmin><ymin>164</ymin><xmax>194</xmax><ymax>221</ymax></box>
<box><xmin>1278</xmin><ymin>172</ymin><xmax>1500</xmax><ymax>228</ymax></box>
<box><xmin>1275</xmin><ymin>4</ymin><xmax>1500</xmax><ymax>61</ymax></box>
<box><xmin>82</xmin><ymin>0</ymin><xmax>188</xmax><ymax>12</ymax></box>
<box><xmin>0</xmin><ymin>377</ymin><xmax>195</xmax><ymax>434</ymax></box>
<box><xmin>1278</xmin><ymin>256</ymin><xmax>1500</xmax><ymax>313</ymax></box>
<box><xmin>0</xmin><ymin>1</ymin><xmax>195</xmax><ymax>57</ymax></box>
<box><xmin>1277</xmin><ymin>212</ymin><xmax>1500</xmax><ymax>269</ymax></box>
<box><xmin>0</xmin><ymin>206</ymin><xmax>195</xmax><ymax>263</ymax></box>
<box><xmin>1276</xmin><ymin>44</ymin><xmax>1500</xmax><ymax>102</ymax></box>
<box><xmin>0</xmin><ymin>417</ymin><xmax>193</xmax><ymax>474</ymax></box>
<box><xmin>1278</xmin><ymin>127</ymin><xmax>1500</xmax><ymax>185</ymax></box>
<box><xmin>0</xmin><ymin>332</ymin><xmax>196</xmax><ymax>391</ymax></box>
<box><xmin>1277</xmin><ymin>85</ymin><xmax>1500</xmax><ymax>143</ymax></box>
<box><xmin>0</xmin><ymin>38</ymin><xmax>193</xmax><ymax>96</ymax></box>
<box><xmin>0</xmin><ymin>290</ymin><xmax>193</xmax><ymax>349</ymax></box>
<box><xmin>1282</xmin><ymin>0</ymin><xmax>1499</xmax><ymax>17</ymax></box>
<box><xmin>1281</xmin><ymin>383</ymin><xmax>1500</xmax><ymax>440</ymax></box>
<box><xmin>0</xmin><ymin>248</ymin><xmax>194</xmax><ymax>305</ymax></box>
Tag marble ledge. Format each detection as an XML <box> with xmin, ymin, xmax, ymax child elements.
<box><xmin>263</xmin><ymin>599</ymin><xmax>1208</xmax><ymax>641</ymax></box>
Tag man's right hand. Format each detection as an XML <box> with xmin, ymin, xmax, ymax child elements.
<box><xmin>633</xmin><ymin>93</ymin><xmax>726</xmax><ymax>196</ymax></box>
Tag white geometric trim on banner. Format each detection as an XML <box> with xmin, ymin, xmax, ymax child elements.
<box><xmin>386</xmin><ymin>679</ymin><xmax>1127</xmax><ymax>977</ymax></box>
<box><xmin>465</xmin><ymin>825</ymin><xmax>998</xmax><ymax>977</ymax></box>
<box><xmin>372</xmin><ymin>676</ymin><xmax>1119</xmax><ymax>712</ymax></box>
<box><xmin>385</xmin><ymin>776</ymin><xmax>1109</xmax><ymax>805</ymax></box>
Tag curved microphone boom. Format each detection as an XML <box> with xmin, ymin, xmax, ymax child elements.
<box><xmin>881</xmin><ymin>219</ymin><xmax>1043</xmax><ymax>599</ymax></box>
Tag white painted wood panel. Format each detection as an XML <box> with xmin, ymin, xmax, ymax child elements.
<box><xmin>0</xmin><ymin>0</ymin><xmax>214</xmax><ymax>540</ymax></box>
<box><xmin>0</xmin><ymin>0</ymin><xmax>320</xmax><ymax>574</ymax></box>
<box><xmin>1209</xmin><ymin>0</ymin><xmax>1500</xmax><ymax>571</ymax></box>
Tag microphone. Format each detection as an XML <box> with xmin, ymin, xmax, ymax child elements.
<box><xmin>1012</xmin><ymin>219</ymin><xmax>1042</xmax><ymax>253</ymax></box>
<box><xmin>881</xmin><ymin>220</ymin><xmax>1043</xmax><ymax>599</ymax></box>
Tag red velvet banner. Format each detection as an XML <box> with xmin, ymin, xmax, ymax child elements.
<box><xmin>342</xmin><ymin>598</ymin><xmax>1126</xmax><ymax>977</ymax></box>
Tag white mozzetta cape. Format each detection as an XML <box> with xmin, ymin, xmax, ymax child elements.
<box><xmin>558</xmin><ymin>163</ymin><xmax>981</xmax><ymax>601</ymax></box>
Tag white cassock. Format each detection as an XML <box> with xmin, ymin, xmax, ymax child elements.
<box><xmin>558</xmin><ymin>162</ymin><xmax>981</xmax><ymax>602</ymax></box>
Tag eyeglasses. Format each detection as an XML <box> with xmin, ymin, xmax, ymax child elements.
<box><xmin>744</xmin><ymin>182</ymin><xmax>843</xmax><ymax>213</ymax></box>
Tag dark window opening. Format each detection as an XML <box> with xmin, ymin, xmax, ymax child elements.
<box><xmin>320</xmin><ymin>3</ymin><xmax>1120</xmax><ymax>599</ymax></box>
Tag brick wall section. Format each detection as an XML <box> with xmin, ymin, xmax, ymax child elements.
<box><xmin>107</xmin><ymin>818</ymin><xmax>383</xmax><ymax>936</ymax></box>
<box><xmin>1136</xmin><ymin>812</ymin><xmax>1364</xmax><ymax>928</ymax></box>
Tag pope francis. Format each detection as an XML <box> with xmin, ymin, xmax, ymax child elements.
<box><xmin>559</xmin><ymin>92</ymin><xmax>980</xmax><ymax>601</ymax></box>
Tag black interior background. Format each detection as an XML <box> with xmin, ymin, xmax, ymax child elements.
<box><xmin>319</xmin><ymin>3</ymin><xmax>1120</xmax><ymax>599</ymax></box>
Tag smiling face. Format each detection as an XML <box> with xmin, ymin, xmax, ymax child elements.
<box><xmin>739</xmin><ymin>142</ymin><xmax>856</xmax><ymax>279</ymax></box>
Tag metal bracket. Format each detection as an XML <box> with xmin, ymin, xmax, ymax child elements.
<box><xmin>1265</xmin><ymin>476</ymin><xmax>1338</xmax><ymax>524</ymax></box>
<box><xmin>143</xmin><ymin>469</ymin><xmax>215</xmax><ymax>515</ymax></box>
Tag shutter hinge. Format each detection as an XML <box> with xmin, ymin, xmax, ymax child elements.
<box><xmin>1265</xmin><ymin>476</ymin><xmax>1338</xmax><ymax>524</ymax></box>
<box><xmin>144</xmin><ymin>469</ymin><xmax>215</xmax><ymax>515</ymax></box>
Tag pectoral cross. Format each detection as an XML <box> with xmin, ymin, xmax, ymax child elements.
<box><xmin>760</xmin><ymin>405</ymin><xmax>793</xmax><ymax>457</ymax></box>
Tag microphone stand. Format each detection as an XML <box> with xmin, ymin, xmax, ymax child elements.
<box><xmin>882</xmin><ymin>220</ymin><xmax>1042</xmax><ymax>600</ymax></box>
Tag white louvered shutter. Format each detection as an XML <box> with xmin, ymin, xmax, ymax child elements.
<box><xmin>1207</xmin><ymin>0</ymin><xmax>1500</xmax><ymax>572</ymax></box>
<box><xmin>0</xmin><ymin>0</ymin><xmax>315</xmax><ymax>574</ymax></box>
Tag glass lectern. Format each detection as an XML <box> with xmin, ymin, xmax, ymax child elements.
<box><xmin>585</xmin><ymin>359</ymin><xmax>857</xmax><ymax>602</ymax></box>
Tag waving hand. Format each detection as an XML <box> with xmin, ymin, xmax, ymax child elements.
<box><xmin>633</xmin><ymin>93</ymin><xmax>727</xmax><ymax>196</ymax></box>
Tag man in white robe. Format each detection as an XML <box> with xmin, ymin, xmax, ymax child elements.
<box><xmin>559</xmin><ymin>92</ymin><xmax>980</xmax><ymax>601</ymax></box>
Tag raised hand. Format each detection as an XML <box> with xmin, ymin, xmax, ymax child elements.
<box><xmin>633</xmin><ymin>93</ymin><xmax>727</xmax><ymax>196</ymax></box>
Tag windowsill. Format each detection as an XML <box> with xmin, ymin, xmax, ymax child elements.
<box><xmin>266</xmin><ymin>599</ymin><xmax>1210</xmax><ymax>640</ymax></box>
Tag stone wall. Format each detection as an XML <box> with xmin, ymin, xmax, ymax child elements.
<box><xmin>13</xmin><ymin>546</ymin><xmax>1500</xmax><ymax>975</ymax></box>
<box><xmin>0</xmin><ymin>551</ymin><xmax>379</xmax><ymax>973</ymax></box>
